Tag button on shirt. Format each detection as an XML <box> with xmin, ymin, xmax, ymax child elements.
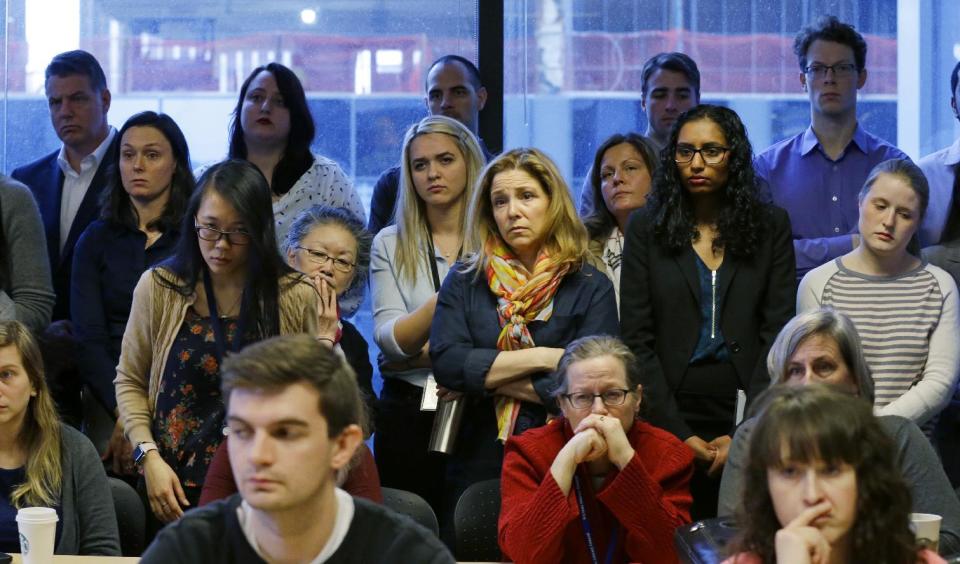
<box><xmin>755</xmin><ymin>124</ymin><xmax>909</xmax><ymax>278</ymax></box>
<box><xmin>56</xmin><ymin>127</ymin><xmax>117</xmax><ymax>252</ymax></box>
<box><xmin>918</xmin><ymin>137</ymin><xmax>960</xmax><ymax>246</ymax></box>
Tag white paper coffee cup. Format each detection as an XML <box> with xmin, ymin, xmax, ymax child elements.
<box><xmin>910</xmin><ymin>512</ymin><xmax>942</xmax><ymax>553</ymax></box>
<box><xmin>16</xmin><ymin>507</ymin><xmax>58</xmax><ymax>564</ymax></box>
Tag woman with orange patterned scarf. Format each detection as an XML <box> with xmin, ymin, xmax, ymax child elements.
<box><xmin>431</xmin><ymin>147</ymin><xmax>619</xmax><ymax>525</ymax></box>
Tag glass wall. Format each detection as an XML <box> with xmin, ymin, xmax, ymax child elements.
<box><xmin>1</xmin><ymin>0</ymin><xmax>479</xmax><ymax>198</ymax></box>
<box><xmin>503</xmin><ymin>0</ymin><xmax>960</xmax><ymax>197</ymax></box>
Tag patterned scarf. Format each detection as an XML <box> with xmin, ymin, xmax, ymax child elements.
<box><xmin>485</xmin><ymin>237</ymin><xmax>570</xmax><ymax>441</ymax></box>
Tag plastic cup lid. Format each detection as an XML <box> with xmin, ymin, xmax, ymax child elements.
<box><xmin>16</xmin><ymin>507</ymin><xmax>58</xmax><ymax>523</ymax></box>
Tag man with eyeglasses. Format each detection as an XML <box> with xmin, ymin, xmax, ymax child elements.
<box><xmin>754</xmin><ymin>16</ymin><xmax>908</xmax><ymax>279</ymax></box>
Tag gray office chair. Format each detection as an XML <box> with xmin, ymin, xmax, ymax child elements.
<box><xmin>108</xmin><ymin>477</ymin><xmax>146</xmax><ymax>556</ymax></box>
<box><xmin>381</xmin><ymin>486</ymin><xmax>440</xmax><ymax>537</ymax></box>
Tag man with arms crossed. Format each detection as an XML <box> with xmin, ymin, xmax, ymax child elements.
<box><xmin>754</xmin><ymin>16</ymin><xmax>908</xmax><ymax>279</ymax></box>
<box><xmin>141</xmin><ymin>335</ymin><xmax>454</xmax><ymax>563</ymax></box>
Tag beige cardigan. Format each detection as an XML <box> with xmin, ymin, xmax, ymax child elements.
<box><xmin>115</xmin><ymin>268</ymin><xmax>319</xmax><ymax>446</ymax></box>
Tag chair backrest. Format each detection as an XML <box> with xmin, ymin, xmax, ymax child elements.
<box><xmin>380</xmin><ymin>486</ymin><xmax>440</xmax><ymax>537</ymax></box>
<box><xmin>453</xmin><ymin>478</ymin><xmax>501</xmax><ymax>562</ymax></box>
<box><xmin>674</xmin><ymin>517</ymin><xmax>739</xmax><ymax>564</ymax></box>
<box><xmin>108</xmin><ymin>477</ymin><xmax>146</xmax><ymax>556</ymax></box>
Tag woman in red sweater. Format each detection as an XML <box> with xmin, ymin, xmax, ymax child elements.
<box><xmin>499</xmin><ymin>335</ymin><xmax>694</xmax><ymax>564</ymax></box>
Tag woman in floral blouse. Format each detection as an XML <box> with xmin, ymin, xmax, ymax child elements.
<box><xmin>115</xmin><ymin>159</ymin><xmax>318</xmax><ymax>528</ymax></box>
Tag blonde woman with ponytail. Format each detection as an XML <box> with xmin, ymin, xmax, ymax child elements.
<box><xmin>0</xmin><ymin>320</ymin><xmax>119</xmax><ymax>555</ymax></box>
<box><xmin>370</xmin><ymin>114</ymin><xmax>486</xmax><ymax>529</ymax></box>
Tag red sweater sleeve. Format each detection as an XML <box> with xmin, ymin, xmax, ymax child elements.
<box><xmin>342</xmin><ymin>443</ymin><xmax>383</xmax><ymax>503</ymax></box>
<box><xmin>596</xmin><ymin>422</ymin><xmax>694</xmax><ymax>563</ymax></box>
<box><xmin>199</xmin><ymin>439</ymin><xmax>237</xmax><ymax>506</ymax></box>
<box><xmin>498</xmin><ymin>421</ymin><xmax>581</xmax><ymax>564</ymax></box>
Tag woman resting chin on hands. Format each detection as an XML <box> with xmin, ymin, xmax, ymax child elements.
<box><xmin>498</xmin><ymin>336</ymin><xmax>694</xmax><ymax>564</ymax></box>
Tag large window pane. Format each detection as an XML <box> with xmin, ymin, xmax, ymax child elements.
<box><xmin>504</xmin><ymin>0</ymin><xmax>903</xmax><ymax>198</ymax></box>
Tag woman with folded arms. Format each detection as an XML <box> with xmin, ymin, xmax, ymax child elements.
<box><xmin>72</xmin><ymin>111</ymin><xmax>195</xmax><ymax>475</ymax></box>
<box><xmin>581</xmin><ymin>133</ymin><xmax>658</xmax><ymax>303</ymax></box>
<box><xmin>431</xmin><ymin>147</ymin><xmax>619</xmax><ymax>519</ymax></box>
<box><xmin>0</xmin><ymin>320</ymin><xmax>119</xmax><ymax>555</ymax></box>
<box><xmin>370</xmin><ymin>115</ymin><xmax>485</xmax><ymax>521</ymax></box>
<box><xmin>499</xmin><ymin>335</ymin><xmax>693</xmax><ymax>564</ymax></box>
<box><xmin>725</xmin><ymin>385</ymin><xmax>946</xmax><ymax>564</ymax></box>
<box><xmin>798</xmin><ymin>159</ymin><xmax>960</xmax><ymax>428</ymax></box>
<box><xmin>115</xmin><ymin>159</ymin><xmax>317</xmax><ymax>527</ymax></box>
<box><xmin>619</xmin><ymin>104</ymin><xmax>796</xmax><ymax>519</ymax></box>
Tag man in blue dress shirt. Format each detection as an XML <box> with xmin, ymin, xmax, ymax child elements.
<box><xmin>754</xmin><ymin>16</ymin><xmax>908</xmax><ymax>278</ymax></box>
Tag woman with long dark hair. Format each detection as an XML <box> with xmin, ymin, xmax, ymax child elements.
<box><xmin>581</xmin><ymin>133</ymin><xmax>658</xmax><ymax>302</ymax></box>
<box><xmin>115</xmin><ymin>159</ymin><xmax>318</xmax><ymax>525</ymax></box>
<box><xmin>225</xmin><ymin>62</ymin><xmax>364</xmax><ymax>243</ymax></box>
<box><xmin>726</xmin><ymin>385</ymin><xmax>945</xmax><ymax>563</ymax></box>
<box><xmin>72</xmin><ymin>111</ymin><xmax>195</xmax><ymax>474</ymax></box>
<box><xmin>619</xmin><ymin>104</ymin><xmax>796</xmax><ymax>519</ymax></box>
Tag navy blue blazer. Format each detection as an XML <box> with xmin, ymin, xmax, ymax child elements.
<box><xmin>430</xmin><ymin>262</ymin><xmax>619</xmax><ymax>481</ymax></box>
<box><xmin>12</xmin><ymin>138</ymin><xmax>118</xmax><ymax>320</ymax></box>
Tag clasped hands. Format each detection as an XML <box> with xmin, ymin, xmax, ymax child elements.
<box><xmin>558</xmin><ymin>414</ymin><xmax>636</xmax><ymax>471</ymax></box>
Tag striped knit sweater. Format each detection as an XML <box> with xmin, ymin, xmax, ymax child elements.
<box><xmin>798</xmin><ymin>258</ymin><xmax>960</xmax><ymax>425</ymax></box>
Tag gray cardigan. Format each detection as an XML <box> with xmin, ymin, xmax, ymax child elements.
<box><xmin>56</xmin><ymin>423</ymin><xmax>121</xmax><ymax>555</ymax></box>
<box><xmin>718</xmin><ymin>414</ymin><xmax>960</xmax><ymax>556</ymax></box>
<box><xmin>0</xmin><ymin>176</ymin><xmax>55</xmax><ymax>332</ymax></box>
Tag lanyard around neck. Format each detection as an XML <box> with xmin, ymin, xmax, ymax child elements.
<box><xmin>425</xmin><ymin>226</ymin><xmax>461</xmax><ymax>292</ymax></box>
<box><xmin>202</xmin><ymin>267</ymin><xmax>248</xmax><ymax>361</ymax></box>
<box><xmin>573</xmin><ymin>473</ymin><xmax>620</xmax><ymax>564</ymax></box>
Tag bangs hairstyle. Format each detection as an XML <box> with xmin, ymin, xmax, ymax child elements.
<box><xmin>648</xmin><ymin>104</ymin><xmax>767</xmax><ymax>258</ymax></box>
<box><xmin>463</xmin><ymin>147</ymin><xmax>590</xmax><ymax>274</ymax></box>
<box><xmin>156</xmin><ymin>159</ymin><xmax>295</xmax><ymax>339</ymax></box>
<box><xmin>282</xmin><ymin>204</ymin><xmax>373</xmax><ymax>301</ymax></box>
<box><xmin>229</xmin><ymin>63</ymin><xmax>316</xmax><ymax>198</ymax></box>
<box><xmin>582</xmin><ymin>132</ymin><xmax>658</xmax><ymax>243</ymax></box>
<box><xmin>102</xmin><ymin>111</ymin><xmax>196</xmax><ymax>232</ymax></box>
<box><xmin>222</xmin><ymin>334</ymin><xmax>364</xmax><ymax>438</ymax></box>
<box><xmin>393</xmin><ymin>115</ymin><xmax>486</xmax><ymax>283</ymax></box>
<box><xmin>857</xmin><ymin>158</ymin><xmax>930</xmax><ymax>219</ymax></box>
<box><xmin>793</xmin><ymin>15</ymin><xmax>867</xmax><ymax>71</ymax></box>
<box><xmin>551</xmin><ymin>335</ymin><xmax>640</xmax><ymax>397</ymax></box>
<box><xmin>0</xmin><ymin>321</ymin><xmax>62</xmax><ymax>507</ymax></box>
<box><xmin>732</xmin><ymin>385</ymin><xmax>917</xmax><ymax>564</ymax></box>
<box><xmin>766</xmin><ymin>309</ymin><xmax>874</xmax><ymax>403</ymax></box>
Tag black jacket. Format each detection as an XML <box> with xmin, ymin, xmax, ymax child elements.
<box><xmin>619</xmin><ymin>205</ymin><xmax>796</xmax><ymax>440</ymax></box>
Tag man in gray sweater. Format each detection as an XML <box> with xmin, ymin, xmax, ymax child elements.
<box><xmin>140</xmin><ymin>335</ymin><xmax>454</xmax><ymax>563</ymax></box>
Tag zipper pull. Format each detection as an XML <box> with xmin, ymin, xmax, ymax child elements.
<box><xmin>710</xmin><ymin>270</ymin><xmax>717</xmax><ymax>339</ymax></box>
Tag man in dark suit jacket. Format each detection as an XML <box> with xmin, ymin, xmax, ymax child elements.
<box><xmin>12</xmin><ymin>50</ymin><xmax>116</xmax><ymax>321</ymax></box>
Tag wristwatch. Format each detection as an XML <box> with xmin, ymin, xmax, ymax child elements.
<box><xmin>133</xmin><ymin>441</ymin><xmax>158</xmax><ymax>465</ymax></box>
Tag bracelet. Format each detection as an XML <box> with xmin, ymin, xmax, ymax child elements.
<box><xmin>316</xmin><ymin>336</ymin><xmax>335</xmax><ymax>345</ymax></box>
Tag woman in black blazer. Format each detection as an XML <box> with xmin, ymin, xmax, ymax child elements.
<box><xmin>620</xmin><ymin>104</ymin><xmax>795</xmax><ymax>519</ymax></box>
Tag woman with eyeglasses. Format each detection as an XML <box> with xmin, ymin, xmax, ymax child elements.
<box><xmin>498</xmin><ymin>335</ymin><xmax>693</xmax><ymax>564</ymax></box>
<box><xmin>619</xmin><ymin>104</ymin><xmax>796</xmax><ymax>519</ymax></box>
<box><xmin>71</xmin><ymin>111</ymin><xmax>195</xmax><ymax>476</ymax></box>
<box><xmin>115</xmin><ymin>159</ymin><xmax>318</xmax><ymax>527</ymax></box>
<box><xmin>370</xmin><ymin>115</ymin><xmax>486</xmax><ymax>524</ymax></box>
<box><xmin>282</xmin><ymin>204</ymin><xmax>375</xmax><ymax>410</ymax></box>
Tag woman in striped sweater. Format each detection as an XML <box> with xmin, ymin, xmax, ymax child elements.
<box><xmin>797</xmin><ymin>158</ymin><xmax>960</xmax><ymax>427</ymax></box>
